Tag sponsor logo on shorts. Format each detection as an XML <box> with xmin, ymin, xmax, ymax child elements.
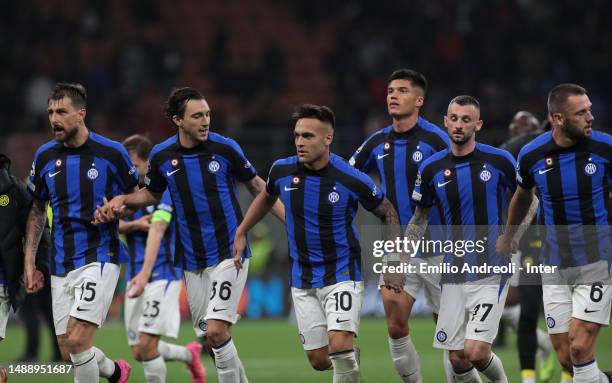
<box><xmin>546</xmin><ymin>316</ymin><xmax>555</xmax><ymax>328</ymax></box>
<box><xmin>76</xmin><ymin>306</ymin><xmax>90</xmax><ymax>312</ymax></box>
<box><xmin>474</xmin><ymin>328</ymin><xmax>489</xmax><ymax>333</ymax></box>
<box><xmin>299</xmin><ymin>333</ymin><xmax>306</xmax><ymax>345</ymax></box>
<box><xmin>198</xmin><ymin>319</ymin><xmax>208</xmax><ymax>333</ymax></box>
<box><xmin>436</xmin><ymin>330</ymin><xmax>447</xmax><ymax>343</ymax></box>
<box><xmin>584</xmin><ymin>308</ymin><xmax>599</xmax><ymax>314</ymax></box>
<box><xmin>336</xmin><ymin>318</ymin><xmax>349</xmax><ymax>323</ymax></box>
<box><xmin>128</xmin><ymin>329</ymin><xmax>137</xmax><ymax>341</ymax></box>
<box><xmin>212</xmin><ymin>307</ymin><xmax>227</xmax><ymax>312</ymax></box>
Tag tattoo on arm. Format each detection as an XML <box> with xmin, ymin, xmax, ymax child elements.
<box><xmin>513</xmin><ymin>195</ymin><xmax>539</xmax><ymax>242</ymax></box>
<box><xmin>25</xmin><ymin>199</ymin><xmax>48</xmax><ymax>259</ymax></box>
<box><xmin>372</xmin><ymin>198</ymin><xmax>401</xmax><ymax>241</ymax></box>
<box><xmin>404</xmin><ymin>207</ymin><xmax>431</xmax><ymax>251</ymax></box>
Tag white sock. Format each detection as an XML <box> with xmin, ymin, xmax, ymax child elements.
<box><xmin>453</xmin><ymin>366</ymin><xmax>482</xmax><ymax>383</ymax></box>
<box><xmin>573</xmin><ymin>359</ymin><xmax>608</xmax><ymax>383</ymax></box>
<box><xmin>502</xmin><ymin>305</ymin><xmax>520</xmax><ymax>329</ymax></box>
<box><xmin>238</xmin><ymin>359</ymin><xmax>250</xmax><ymax>383</ymax></box>
<box><xmin>212</xmin><ymin>337</ymin><xmax>243</xmax><ymax>383</ymax></box>
<box><xmin>70</xmin><ymin>348</ymin><xmax>99</xmax><ymax>383</ymax></box>
<box><xmin>330</xmin><ymin>349</ymin><xmax>360</xmax><ymax>383</ymax></box>
<box><xmin>536</xmin><ymin>328</ymin><xmax>552</xmax><ymax>355</ymax></box>
<box><xmin>158</xmin><ymin>340</ymin><xmax>192</xmax><ymax>363</ymax></box>
<box><xmin>443</xmin><ymin>350</ymin><xmax>454</xmax><ymax>383</ymax></box>
<box><xmin>91</xmin><ymin>346</ymin><xmax>116</xmax><ymax>378</ymax></box>
<box><xmin>142</xmin><ymin>355</ymin><xmax>166</xmax><ymax>383</ymax></box>
<box><xmin>388</xmin><ymin>336</ymin><xmax>422</xmax><ymax>382</ymax></box>
<box><xmin>478</xmin><ymin>353</ymin><xmax>507</xmax><ymax>383</ymax></box>
<box><xmin>520</xmin><ymin>369</ymin><xmax>535</xmax><ymax>383</ymax></box>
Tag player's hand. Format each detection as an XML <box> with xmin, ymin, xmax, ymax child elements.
<box><xmin>93</xmin><ymin>196</ymin><xmax>126</xmax><ymax>225</ymax></box>
<box><xmin>23</xmin><ymin>264</ymin><xmax>44</xmax><ymax>293</ymax></box>
<box><xmin>132</xmin><ymin>214</ymin><xmax>152</xmax><ymax>232</ymax></box>
<box><xmin>233</xmin><ymin>229</ymin><xmax>247</xmax><ymax>271</ymax></box>
<box><xmin>127</xmin><ymin>272</ymin><xmax>148</xmax><ymax>298</ymax></box>
<box><xmin>382</xmin><ymin>254</ymin><xmax>406</xmax><ymax>293</ymax></box>
<box><xmin>496</xmin><ymin>234</ymin><xmax>517</xmax><ymax>257</ymax></box>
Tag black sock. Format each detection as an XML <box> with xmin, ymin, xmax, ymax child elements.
<box><xmin>108</xmin><ymin>362</ymin><xmax>121</xmax><ymax>383</ymax></box>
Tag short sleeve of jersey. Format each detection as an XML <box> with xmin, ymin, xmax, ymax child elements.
<box><xmin>145</xmin><ymin>152</ymin><xmax>167</xmax><ymax>194</ymax></box>
<box><xmin>265</xmin><ymin>161</ymin><xmax>282</xmax><ymax>196</ymax></box>
<box><xmin>412</xmin><ymin>163</ymin><xmax>435</xmax><ymax>207</ymax></box>
<box><xmin>115</xmin><ymin>146</ymin><xmax>139</xmax><ymax>193</ymax></box>
<box><xmin>27</xmin><ymin>156</ymin><xmax>49</xmax><ymax>201</ymax></box>
<box><xmin>226</xmin><ymin>138</ymin><xmax>257</xmax><ymax>182</ymax></box>
<box><xmin>354</xmin><ymin>173</ymin><xmax>384</xmax><ymax>211</ymax></box>
<box><xmin>516</xmin><ymin>151</ymin><xmax>534</xmax><ymax>189</ymax></box>
<box><xmin>501</xmin><ymin>154</ymin><xmax>517</xmax><ymax>194</ymax></box>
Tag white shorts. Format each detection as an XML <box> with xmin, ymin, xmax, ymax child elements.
<box><xmin>124</xmin><ymin>279</ymin><xmax>182</xmax><ymax>346</ymax></box>
<box><xmin>434</xmin><ymin>276</ymin><xmax>509</xmax><ymax>350</ymax></box>
<box><xmin>541</xmin><ymin>261</ymin><xmax>612</xmax><ymax>334</ymax></box>
<box><xmin>292</xmin><ymin>281</ymin><xmax>364</xmax><ymax>351</ymax></box>
<box><xmin>0</xmin><ymin>286</ymin><xmax>9</xmax><ymax>340</ymax></box>
<box><xmin>378</xmin><ymin>256</ymin><xmax>442</xmax><ymax>313</ymax></box>
<box><xmin>184</xmin><ymin>258</ymin><xmax>249</xmax><ymax>337</ymax></box>
<box><xmin>51</xmin><ymin>262</ymin><xmax>120</xmax><ymax>336</ymax></box>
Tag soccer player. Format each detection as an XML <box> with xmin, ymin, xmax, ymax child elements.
<box><xmin>94</xmin><ymin>87</ymin><xmax>284</xmax><ymax>383</ymax></box>
<box><xmin>409</xmin><ymin>95</ymin><xmax>532</xmax><ymax>383</ymax></box>
<box><xmin>233</xmin><ymin>104</ymin><xmax>401</xmax><ymax>383</ymax></box>
<box><xmin>23</xmin><ymin>83</ymin><xmax>134</xmax><ymax>382</ymax></box>
<box><xmin>349</xmin><ymin>68</ymin><xmax>451</xmax><ymax>382</ymax></box>
<box><xmin>119</xmin><ymin>134</ymin><xmax>205</xmax><ymax>383</ymax></box>
<box><xmin>497</xmin><ymin>84</ymin><xmax>612</xmax><ymax>382</ymax></box>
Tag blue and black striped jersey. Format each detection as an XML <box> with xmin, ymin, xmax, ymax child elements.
<box><xmin>144</xmin><ymin>133</ymin><xmax>256</xmax><ymax>271</ymax></box>
<box><xmin>413</xmin><ymin>143</ymin><xmax>517</xmax><ymax>282</ymax></box>
<box><xmin>28</xmin><ymin>131</ymin><xmax>138</xmax><ymax>276</ymax></box>
<box><xmin>267</xmin><ymin>153</ymin><xmax>384</xmax><ymax>289</ymax></box>
<box><xmin>516</xmin><ymin>131</ymin><xmax>612</xmax><ymax>268</ymax></box>
<box><xmin>124</xmin><ymin>189</ymin><xmax>181</xmax><ymax>282</ymax></box>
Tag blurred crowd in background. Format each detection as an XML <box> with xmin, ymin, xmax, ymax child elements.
<box><xmin>2</xmin><ymin>0</ymin><xmax>612</xmax><ymax>177</ymax></box>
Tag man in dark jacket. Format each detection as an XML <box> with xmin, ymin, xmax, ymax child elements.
<box><xmin>0</xmin><ymin>153</ymin><xmax>48</xmax><ymax>340</ymax></box>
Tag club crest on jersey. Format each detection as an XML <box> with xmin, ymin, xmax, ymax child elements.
<box><xmin>171</xmin><ymin>158</ymin><xmax>179</xmax><ymax>167</ymax></box>
<box><xmin>292</xmin><ymin>176</ymin><xmax>300</xmax><ymax>185</ymax></box>
<box><xmin>584</xmin><ymin>162</ymin><xmax>597</xmax><ymax>175</ymax></box>
<box><xmin>55</xmin><ymin>159</ymin><xmax>62</xmax><ymax>167</ymax></box>
<box><xmin>479</xmin><ymin>169</ymin><xmax>492</xmax><ymax>182</ymax></box>
<box><xmin>384</xmin><ymin>142</ymin><xmax>391</xmax><ymax>150</ymax></box>
<box><xmin>412</xmin><ymin>150</ymin><xmax>423</xmax><ymax>163</ymax></box>
<box><xmin>444</xmin><ymin>169</ymin><xmax>452</xmax><ymax>178</ymax></box>
<box><xmin>87</xmin><ymin>168</ymin><xmax>99</xmax><ymax>180</ymax></box>
<box><xmin>328</xmin><ymin>191</ymin><xmax>340</xmax><ymax>204</ymax></box>
<box><xmin>545</xmin><ymin>157</ymin><xmax>553</xmax><ymax>166</ymax></box>
<box><xmin>436</xmin><ymin>330</ymin><xmax>447</xmax><ymax>343</ymax></box>
<box><xmin>208</xmin><ymin>160</ymin><xmax>220</xmax><ymax>173</ymax></box>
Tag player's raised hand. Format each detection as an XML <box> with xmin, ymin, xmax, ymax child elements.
<box><xmin>233</xmin><ymin>230</ymin><xmax>247</xmax><ymax>271</ymax></box>
<box><xmin>92</xmin><ymin>196</ymin><xmax>126</xmax><ymax>225</ymax></box>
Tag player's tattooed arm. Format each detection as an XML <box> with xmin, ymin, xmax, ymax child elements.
<box><xmin>244</xmin><ymin>176</ymin><xmax>285</xmax><ymax>224</ymax></box>
<box><xmin>371</xmin><ymin>197</ymin><xmax>402</xmax><ymax>239</ymax></box>
<box><xmin>23</xmin><ymin>198</ymin><xmax>48</xmax><ymax>293</ymax></box>
<box><xmin>404</xmin><ymin>206</ymin><xmax>432</xmax><ymax>257</ymax></box>
<box><xmin>512</xmin><ymin>194</ymin><xmax>539</xmax><ymax>244</ymax></box>
<box><xmin>497</xmin><ymin>185</ymin><xmax>535</xmax><ymax>256</ymax></box>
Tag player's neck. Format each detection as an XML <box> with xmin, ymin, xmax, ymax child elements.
<box><xmin>552</xmin><ymin>128</ymin><xmax>578</xmax><ymax>148</ymax></box>
<box><xmin>304</xmin><ymin>151</ymin><xmax>330</xmax><ymax>171</ymax></box>
<box><xmin>178</xmin><ymin>131</ymin><xmax>204</xmax><ymax>149</ymax></box>
<box><xmin>451</xmin><ymin>139</ymin><xmax>476</xmax><ymax>157</ymax></box>
<box><xmin>392</xmin><ymin>113</ymin><xmax>418</xmax><ymax>133</ymax></box>
<box><xmin>63</xmin><ymin>126</ymin><xmax>89</xmax><ymax>148</ymax></box>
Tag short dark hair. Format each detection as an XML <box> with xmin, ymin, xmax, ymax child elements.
<box><xmin>448</xmin><ymin>95</ymin><xmax>480</xmax><ymax>111</ymax></box>
<box><xmin>48</xmin><ymin>82</ymin><xmax>87</xmax><ymax>109</ymax></box>
<box><xmin>122</xmin><ymin>134</ymin><xmax>152</xmax><ymax>160</ymax></box>
<box><xmin>388</xmin><ymin>69</ymin><xmax>428</xmax><ymax>94</ymax></box>
<box><xmin>547</xmin><ymin>83</ymin><xmax>586</xmax><ymax>114</ymax></box>
<box><xmin>165</xmin><ymin>87</ymin><xmax>205</xmax><ymax>125</ymax></box>
<box><xmin>292</xmin><ymin>104</ymin><xmax>335</xmax><ymax>129</ymax></box>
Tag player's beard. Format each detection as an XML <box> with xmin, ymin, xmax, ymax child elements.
<box><xmin>450</xmin><ymin>129</ymin><xmax>473</xmax><ymax>146</ymax></box>
<box><xmin>54</xmin><ymin>125</ymin><xmax>78</xmax><ymax>143</ymax></box>
<box><xmin>563</xmin><ymin>118</ymin><xmax>589</xmax><ymax>142</ymax></box>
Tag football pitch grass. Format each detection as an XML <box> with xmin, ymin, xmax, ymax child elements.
<box><xmin>1</xmin><ymin>317</ymin><xmax>611</xmax><ymax>382</ymax></box>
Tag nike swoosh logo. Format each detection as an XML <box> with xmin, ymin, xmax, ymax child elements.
<box><xmin>474</xmin><ymin>328</ymin><xmax>488</xmax><ymax>333</ymax></box>
<box><xmin>437</xmin><ymin>180</ymin><xmax>451</xmax><ymax>188</ymax></box>
<box><xmin>377</xmin><ymin>153</ymin><xmax>390</xmax><ymax>160</ymax></box>
<box><xmin>48</xmin><ymin>170</ymin><xmax>62</xmax><ymax>178</ymax></box>
<box><xmin>166</xmin><ymin>169</ymin><xmax>180</xmax><ymax>176</ymax></box>
<box><xmin>538</xmin><ymin>168</ymin><xmax>554</xmax><ymax>174</ymax></box>
<box><xmin>143</xmin><ymin>322</ymin><xmax>154</xmax><ymax>327</ymax></box>
<box><xmin>76</xmin><ymin>306</ymin><xmax>89</xmax><ymax>312</ymax></box>
<box><xmin>284</xmin><ymin>186</ymin><xmax>298</xmax><ymax>191</ymax></box>
<box><xmin>336</xmin><ymin>318</ymin><xmax>350</xmax><ymax>323</ymax></box>
<box><xmin>212</xmin><ymin>307</ymin><xmax>227</xmax><ymax>312</ymax></box>
<box><xmin>584</xmin><ymin>309</ymin><xmax>599</xmax><ymax>313</ymax></box>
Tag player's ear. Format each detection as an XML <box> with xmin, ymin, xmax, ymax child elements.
<box><xmin>443</xmin><ymin>115</ymin><xmax>449</xmax><ymax>129</ymax></box>
<box><xmin>325</xmin><ymin>130</ymin><xmax>334</xmax><ymax>146</ymax></box>
<box><xmin>172</xmin><ymin>115</ymin><xmax>182</xmax><ymax>128</ymax></box>
<box><xmin>415</xmin><ymin>95</ymin><xmax>424</xmax><ymax>108</ymax></box>
<box><xmin>78</xmin><ymin>108</ymin><xmax>86</xmax><ymax>121</ymax></box>
<box><xmin>475</xmin><ymin>120</ymin><xmax>483</xmax><ymax>132</ymax></box>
